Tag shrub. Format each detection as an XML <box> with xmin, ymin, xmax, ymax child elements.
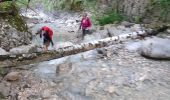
<box><xmin>97</xmin><ymin>11</ymin><xmax>124</xmax><ymax>26</ymax></box>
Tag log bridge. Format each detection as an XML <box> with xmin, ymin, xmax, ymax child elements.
<box><xmin>0</xmin><ymin>26</ymin><xmax>168</xmax><ymax>67</ymax></box>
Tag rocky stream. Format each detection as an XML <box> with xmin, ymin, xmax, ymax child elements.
<box><xmin>0</xmin><ymin>9</ymin><xmax>170</xmax><ymax>100</ymax></box>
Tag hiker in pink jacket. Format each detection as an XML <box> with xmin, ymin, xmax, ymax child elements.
<box><xmin>79</xmin><ymin>13</ymin><xmax>92</xmax><ymax>39</ymax></box>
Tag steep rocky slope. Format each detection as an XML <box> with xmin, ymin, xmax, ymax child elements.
<box><xmin>0</xmin><ymin>1</ymin><xmax>32</xmax><ymax>51</ymax></box>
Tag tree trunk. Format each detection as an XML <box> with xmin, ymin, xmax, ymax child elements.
<box><xmin>0</xmin><ymin>26</ymin><xmax>168</xmax><ymax>68</ymax></box>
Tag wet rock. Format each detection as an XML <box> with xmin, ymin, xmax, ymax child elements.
<box><xmin>5</xmin><ymin>71</ymin><xmax>20</xmax><ymax>81</ymax></box>
<box><xmin>9</xmin><ymin>44</ymin><xmax>38</xmax><ymax>54</ymax></box>
<box><xmin>0</xmin><ymin>48</ymin><xmax>9</xmax><ymax>55</ymax></box>
<box><xmin>96</xmin><ymin>48</ymin><xmax>107</xmax><ymax>58</ymax></box>
<box><xmin>140</xmin><ymin>37</ymin><xmax>170</xmax><ymax>59</ymax></box>
<box><xmin>56</xmin><ymin>62</ymin><xmax>72</xmax><ymax>75</ymax></box>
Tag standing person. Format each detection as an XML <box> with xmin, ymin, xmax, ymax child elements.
<box><xmin>79</xmin><ymin>13</ymin><xmax>92</xmax><ymax>39</ymax></box>
<box><xmin>36</xmin><ymin>26</ymin><xmax>54</xmax><ymax>51</ymax></box>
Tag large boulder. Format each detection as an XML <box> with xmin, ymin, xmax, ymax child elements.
<box><xmin>9</xmin><ymin>44</ymin><xmax>38</xmax><ymax>54</ymax></box>
<box><xmin>140</xmin><ymin>37</ymin><xmax>170</xmax><ymax>59</ymax></box>
<box><xmin>0</xmin><ymin>48</ymin><xmax>9</xmax><ymax>55</ymax></box>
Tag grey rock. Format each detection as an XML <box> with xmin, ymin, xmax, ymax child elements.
<box><xmin>56</xmin><ymin>62</ymin><xmax>72</xmax><ymax>75</ymax></box>
<box><xmin>140</xmin><ymin>37</ymin><xmax>170</xmax><ymax>59</ymax></box>
<box><xmin>125</xmin><ymin>41</ymin><xmax>142</xmax><ymax>52</ymax></box>
<box><xmin>121</xmin><ymin>21</ymin><xmax>134</xmax><ymax>28</ymax></box>
<box><xmin>0</xmin><ymin>48</ymin><xmax>9</xmax><ymax>55</ymax></box>
<box><xmin>0</xmin><ymin>18</ymin><xmax>31</xmax><ymax>51</ymax></box>
<box><xmin>9</xmin><ymin>44</ymin><xmax>38</xmax><ymax>54</ymax></box>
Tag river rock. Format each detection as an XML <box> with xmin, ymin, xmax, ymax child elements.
<box><xmin>56</xmin><ymin>62</ymin><xmax>72</xmax><ymax>75</ymax></box>
<box><xmin>5</xmin><ymin>71</ymin><xmax>20</xmax><ymax>81</ymax></box>
<box><xmin>139</xmin><ymin>37</ymin><xmax>170</xmax><ymax>59</ymax></box>
<box><xmin>9</xmin><ymin>44</ymin><xmax>38</xmax><ymax>54</ymax></box>
<box><xmin>0</xmin><ymin>48</ymin><xmax>9</xmax><ymax>55</ymax></box>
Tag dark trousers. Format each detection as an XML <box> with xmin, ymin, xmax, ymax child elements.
<box><xmin>82</xmin><ymin>29</ymin><xmax>90</xmax><ymax>39</ymax></box>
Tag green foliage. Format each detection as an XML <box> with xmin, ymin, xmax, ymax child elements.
<box><xmin>97</xmin><ymin>11</ymin><xmax>124</xmax><ymax>26</ymax></box>
<box><xmin>0</xmin><ymin>1</ymin><xmax>12</xmax><ymax>11</ymax></box>
<box><xmin>152</xmin><ymin>0</ymin><xmax>170</xmax><ymax>21</ymax></box>
<box><xmin>134</xmin><ymin>16</ymin><xmax>142</xmax><ymax>23</ymax></box>
<box><xmin>90</xmin><ymin>14</ymin><xmax>99</xmax><ymax>25</ymax></box>
<box><xmin>0</xmin><ymin>1</ymin><xmax>28</xmax><ymax>32</ymax></box>
<box><xmin>16</xmin><ymin>0</ymin><xmax>28</xmax><ymax>7</ymax></box>
<box><xmin>158</xmin><ymin>0</ymin><xmax>170</xmax><ymax>21</ymax></box>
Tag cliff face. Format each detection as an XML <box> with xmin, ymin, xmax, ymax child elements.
<box><xmin>99</xmin><ymin>0</ymin><xmax>169</xmax><ymax>22</ymax></box>
<box><xmin>119</xmin><ymin>0</ymin><xmax>150</xmax><ymax>20</ymax></box>
<box><xmin>104</xmin><ymin>0</ymin><xmax>150</xmax><ymax>20</ymax></box>
<box><xmin>0</xmin><ymin>1</ymin><xmax>32</xmax><ymax>51</ymax></box>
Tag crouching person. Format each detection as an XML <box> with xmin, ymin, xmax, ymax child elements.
<box><xmin>36</xmin><ymin>26</ymin><xmax>54</xmax><ymax>51</ymax></box>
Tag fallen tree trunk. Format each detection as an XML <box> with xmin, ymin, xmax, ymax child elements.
<box><xmin>0</xmin><ymin>26</ymin><xmax>168</xmax><ymax>67</ymax></box>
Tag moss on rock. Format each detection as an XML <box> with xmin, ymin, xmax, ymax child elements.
<box><xmin>0</xmin><ymin>1</ymin><xmax>12</xmax><ymax>11</ymax></box>
<box><xmin>0</xmin><ymin>1</ymin><xmax>28</xmax><ymax>32</ymax></box>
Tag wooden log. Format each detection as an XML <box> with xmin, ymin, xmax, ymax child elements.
<box><xmin>0</xmin><ymin>26</ymin><xmax>168</xmax><ymax>68</ymax></box>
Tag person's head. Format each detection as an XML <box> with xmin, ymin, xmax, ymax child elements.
<box><xmin>83</xmin><ymin>13</ymin><xmax>87</xmax><ymax>18</ymax></box>
<box><xmin>36</xmin><ymin>28</ymin><xmax>47</xmax><ymax>35</ymax></box>
<box><xmin>36</xmin><ymin>29</ymin><xmax>42</xmax><ymax>35</ymax></box>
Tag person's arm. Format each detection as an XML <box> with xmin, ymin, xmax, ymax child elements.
<box><xmin>50</xmin><ymin>39</ymin><xmax>54</xmax><ymax>46</ymax></box>
<box><xmin>40</xmin><ymin>32</ymin><xmax>42</xmax><ymax>38</ymax></box>
<box><xmin>79</xmin><ymin>19</ymin><xmax>83</xmax><ymax>30</ymax></box>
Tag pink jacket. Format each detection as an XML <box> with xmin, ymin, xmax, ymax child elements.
<box><xmin>80</xmin><ymin>17</ymin><xmax>91</xmax><ymax>29</ymax></box>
